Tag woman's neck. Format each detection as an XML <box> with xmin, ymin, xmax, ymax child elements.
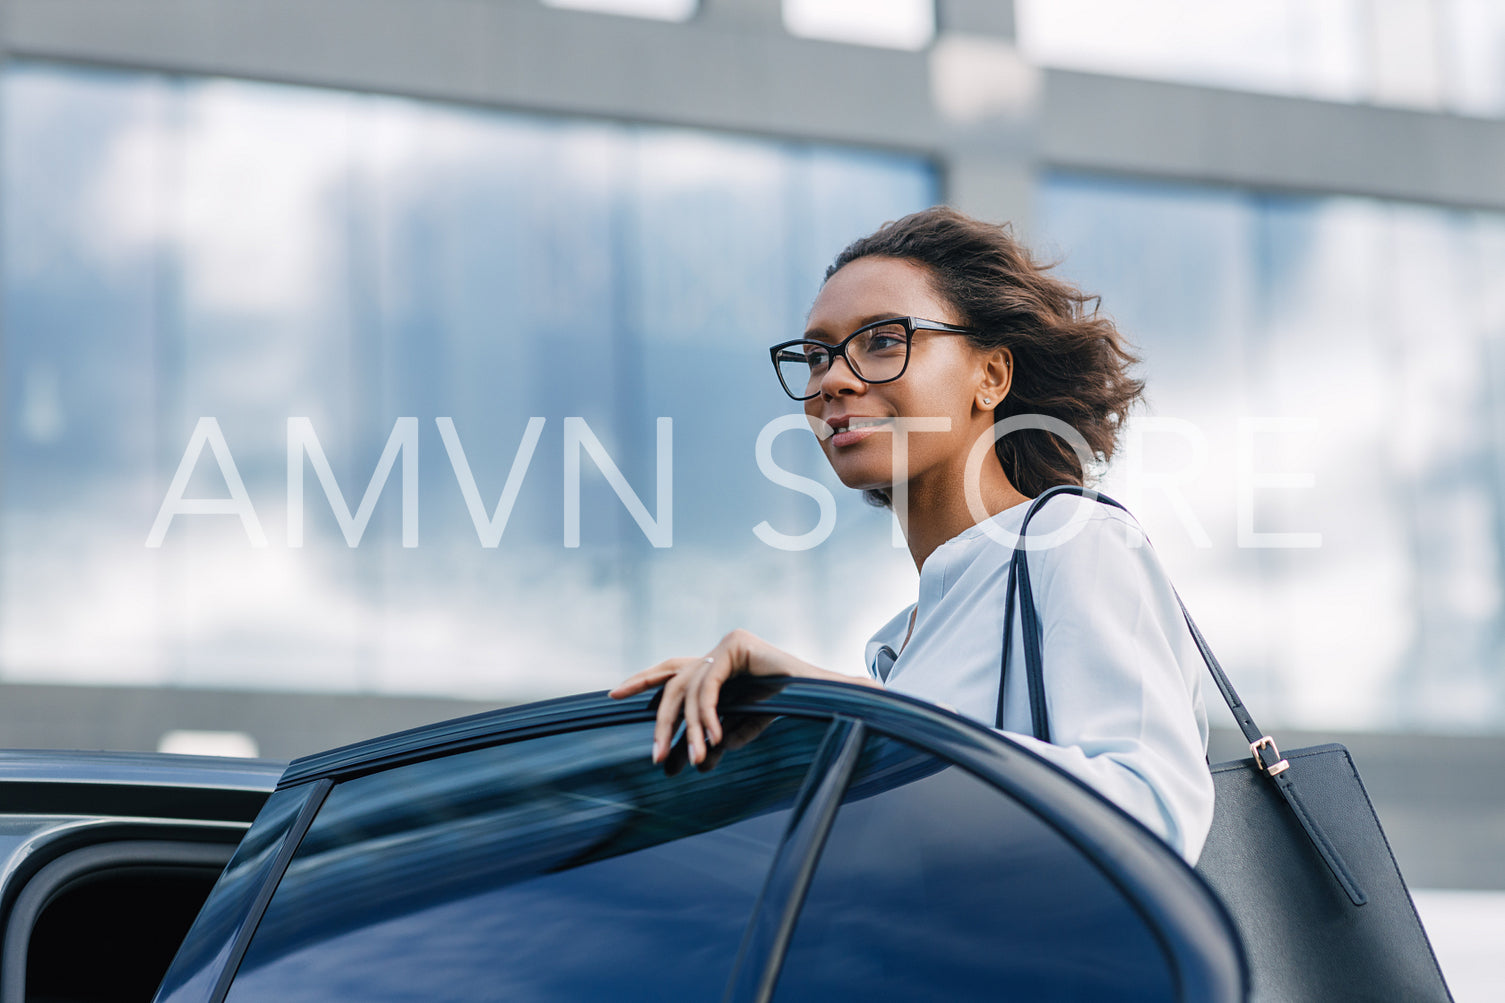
<box><xmin>898</xmin><ymin>463</ymin><xmax>1029</xmax><ymax>571</ymax></box>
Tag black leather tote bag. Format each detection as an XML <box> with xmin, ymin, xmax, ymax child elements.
<box><xmin>998</xmin><ymin>485</ymin><xmax>1452</xmax><ymax>1003</ymax></box>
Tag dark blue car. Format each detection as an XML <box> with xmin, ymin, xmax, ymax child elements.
<box><xmin>133</xmin><ymin>677</ymin><xmax>1246</xmax><ymax>1002</ymax></box>
<box><xmin>0</xmin><ymin>750</ymin><xmax>281</xmax><ymax>1002</ymax></box>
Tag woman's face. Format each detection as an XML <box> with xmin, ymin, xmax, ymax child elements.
<box><xmin>802</xmin><ymin>256</ymin><xmax>1004</xmax><ymax>496</ymax></box>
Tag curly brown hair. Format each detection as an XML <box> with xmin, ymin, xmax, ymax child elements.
<box><xmin>824</xmin><ymin>206</ymin><xmax>1145</xmax><ymax>506</ymax></box>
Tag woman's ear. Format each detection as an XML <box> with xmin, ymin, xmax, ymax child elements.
<box><xmin>977</xmin><ymin>346</ymin><xmax>1012</xmax><ymax>410</ymax></box>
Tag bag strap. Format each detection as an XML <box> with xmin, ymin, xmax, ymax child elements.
<box><xmin>997</xmin><ymin>484</ymin><xmax>1367</xmax><ymax>906</ymax></box>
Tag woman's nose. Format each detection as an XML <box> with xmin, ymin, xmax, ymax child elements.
<box><xmin>818</xmin><ymin>355</ymin><xmax>865</xmax><ymax>398</ymax></box>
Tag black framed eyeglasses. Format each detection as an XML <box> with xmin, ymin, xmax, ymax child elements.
<box><xmin>769</xmin><ymin>316</ymin><xmax>976</xmax><ymax>401</ymax></box>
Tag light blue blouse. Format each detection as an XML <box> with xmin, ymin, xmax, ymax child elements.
<box><xmin>864</xmin><ymin>494</ymin><xmax>1215</xmax><ymax>864</ymax></box>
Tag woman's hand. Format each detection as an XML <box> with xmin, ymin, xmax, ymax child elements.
<box><xmin>609</xmin><ymin>628</ymin><xmax>879</xmax><ymax>765</ymax></box>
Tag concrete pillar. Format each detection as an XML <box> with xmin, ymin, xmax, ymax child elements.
<box><xmin>929</xmin><ymin>0</ymin><xmax>1039</xmax><ymax>232</ymax></box>
<box><xmin>943</xmin><ymin>158</ymin><xmax>1036</xmax><ymax>233</ymax></box>
<box><xmin>935</xmin><ymin>0</ymin><xmax>1015</xmax><ymax>40</ymax></box>
<box><xmin>696</xmin><ymin>0</ymin><xmax>783</xmax><ymax>32</ymax></box>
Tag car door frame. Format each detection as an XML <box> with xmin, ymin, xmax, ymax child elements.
<box><xmin>154</xmin><ymin>678</ymin><xmax>1247</xmax><ymax>1003</ymax></box>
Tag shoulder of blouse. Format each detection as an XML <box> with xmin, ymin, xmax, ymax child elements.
<box><xmin>1010</xmin><ymin>498</ymin><xmax>1173</xmax><ymax>618</ymax></box>
<box><xmin>964</xmin><ymin>494</ymin><xmax>1149</xmax><ymax>572</ymax></box>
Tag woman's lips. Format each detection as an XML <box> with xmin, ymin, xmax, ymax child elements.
<box><xmin>832</xmin><ymin>426</ymin><xmax>879</xmax><ymax>447</ymax></box>
<box><xmin>827</xmin><ymin>416</ymin><xmax>891</xmax><ymax>447</ymax></box>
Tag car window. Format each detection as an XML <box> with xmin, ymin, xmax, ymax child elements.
<box><xmin>771</xmin><ymin>732</ymin><xmax>1177</xmax><ymax>1002</ymax></box>
<box><xmin>222</xmin><ymin>715</ymin><xmax>831</xmax><ymax>1002</ymax></box>
<box><xmin>154</xmin><ymin>786</ymin><xmax>320</xmax><ymax>1003</ymax></box>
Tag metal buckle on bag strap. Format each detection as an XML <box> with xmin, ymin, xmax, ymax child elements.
<box><xmin>1250</xmin><ymin>735</ymin><xmax>1290</xmax><ymax>776</ymax></box>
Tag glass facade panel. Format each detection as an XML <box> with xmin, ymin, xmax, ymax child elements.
<box><xmin>0</xmin><ymin>62</ymin><xmax>936</xmax><ymax>700</ymax></box>
<box><xmin>783</xmin><ymin>0</ymin><xmax>936</xmax><ymax>51</ymax></box>
<box><xmin>1445</xmin><ymin>0</ymin><xmax>1505</xmax><ymax>116</ymax></box>
<box><xmin>1039</xmin><ymin>172</ymin><xmax>1505</xmax><ymax>731</ymax></box>
<box><xmin>1018</xmin><ymin>0</ymin><xmax>1505</xmax><ymax>117</ymax></box>
<box><xmin>1016</xmin><ymin>0</ymin><xmax>1365</xmax><ymax>102</ymax></box>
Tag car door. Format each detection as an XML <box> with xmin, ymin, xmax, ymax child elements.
<box><xmin>766</xmin><ymin>729</ymin><xmax>1179</xmax><ymax>1000</ymax></box>
<box><xmin>157</xmin><ymin>710</ymin><xmax>836</xmax><ymax>1002</ymax></box>
<box><xmin>154</xmin><ymin>683</ymin><xmax>1245</xmax><ymax>1002</ymax></box>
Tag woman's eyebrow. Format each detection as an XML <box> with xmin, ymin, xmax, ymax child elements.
<box><xmin>803</xmin><ymin>313</ymin><xmax>906</xmax><ymax>341</ymax></box>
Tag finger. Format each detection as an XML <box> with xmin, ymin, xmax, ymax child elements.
<box><xmin>608</xmin><ymin>656</ymin><xmax>686</xmax><ymax>695</ymax></box>
<box><xmin>699</xmin><ymin>740</ymin><xmax>726</xmax><ymax>773</ymax></box>
<box><xmin>696</xmin><ymin>658</ymin><xmax>728</xmax><ymax>747</ymax></box>
<box><xmin>609</xmin><ymin>663</ymin><xmax>681</xmax><ymax>699</ymax></box>
<box><xmin>653</xmin><ymin>674</ymin><xmax>689</xmax><ymax>764</ymax></box>
<box><xmin>699</xmin><ymin>714</ymin><xmax>774</xmax><ymax>772</ymax></box>
<box><xmin>682</xmin><ymin>657</ymin><xmax>714</xmax><ymax>765</ymax></box>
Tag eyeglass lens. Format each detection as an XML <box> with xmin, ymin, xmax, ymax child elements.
<box><xmin>776</xmin><ymin>322</ymin><xmax>909</xmax><ymax>398</ymax></box>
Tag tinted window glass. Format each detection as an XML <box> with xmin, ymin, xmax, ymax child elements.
<box><xmin>155</xmin><ymin>786</ymin><xmax>316</xmax><ymax>1003</ymax></box>
<box><xmin>224</xmin><ymin>716</ymin><xmax>830</xmax><ymax>1002</ymax></box>
<box><xmin>773</xmin><ymin>734</ymin><xmax>1176</xmax><ymax>1002</ymax></box>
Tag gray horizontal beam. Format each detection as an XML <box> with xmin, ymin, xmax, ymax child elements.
<box><xmin>0</xmin><ymin>681</ymin><xmax>506</xmax><ymax>761</ymax></box>
<box><xmin>1041</xmin><ymin>69</ymin><xmax>1505</xmax><ymax>211</ymax></box>
<box><xmin>0</xmin><ymin>0</ymin><xmax>942</xmax><ymax>152</ymax></box>
<box><xmin>6</xmin><ymin>0</ymin><xmax>1504</xmax><ymax>212</ymax></box>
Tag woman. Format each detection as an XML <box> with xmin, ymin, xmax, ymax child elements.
<box><xmin>611</xmin><ymin>207</ymin><xmax>1215</xmax><ymax>864</ymax></box>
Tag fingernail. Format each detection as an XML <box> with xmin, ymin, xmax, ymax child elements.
<box><xmin>652</xmin><ymin>739</ymin><xmax>663</xmax><ymax>762</ymax></box>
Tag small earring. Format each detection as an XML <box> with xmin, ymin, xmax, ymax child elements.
<box><xmin>982</xmin><ymin>397</ymin><xmax>992</xmax><ymax>406</ymax></box>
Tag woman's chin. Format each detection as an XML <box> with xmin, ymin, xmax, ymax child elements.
<box><xmin>818</xmin><ymin>439</ymin><xmax>899</xmax><ymax>491</ymax></box>
<box><xmin>828</xmin><ymin>464</ymin><xmax>893</xmax><ymax>493</ymax></box>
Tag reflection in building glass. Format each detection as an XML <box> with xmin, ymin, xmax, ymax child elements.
<box><xmin>782</xmin><ymin>0</ymin><xmax>936</xmax><ymax>51</ymax></box>
<box><xmin>1038</xmin><ymin>171</ymin><xmax>1505</xmax><ymax>732</ymax></box>
<box><xmin>1017</xmin><ymin>0</ymin><xmax>1505</xmax><ymax>116</ymax></box>
<box><xmin>0</xmin><ymin>61</ymin><xmax>935</xmax><ymax>701</ymax></box>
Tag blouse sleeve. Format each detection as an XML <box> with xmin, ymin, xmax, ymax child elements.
<box><xmin>1000</xmin><ymin>508</ymin><xmax>1215</xmax><ymax>864</ymax></box>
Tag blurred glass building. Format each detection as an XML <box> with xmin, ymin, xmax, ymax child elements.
<box><xmin>4</xmin><ymin>0</ymin><xmax>1505</xmax><ymax>727</ymax></box>
<box><xmin>6</xmin><ymin>0</ymin><xmax>1505</xmax><ymax>733</ymax></box>
<box><xmin>5</xmin><ymin>2</ymin><xmax>1505</xmax><ymax>989</ymax></box>
<box><xmin>2</xmin><ymin>64</ymin><xmax>933</xmax><ymax>703</ymax></box>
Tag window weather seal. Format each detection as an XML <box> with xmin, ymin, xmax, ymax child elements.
<box><xmin>1</xmin><ymin>839</ymin><xmax>237</xmax><ymax>1003</ymax></box>
<box><xmin>722</xmin><ymin>717</ymin><xmax>864</xmax><ymax>1003</ymax></box>
<box><xmin>207</xmin><ymin>778</ymin><xmax>333</xmax><ymax>1003</ymax></box>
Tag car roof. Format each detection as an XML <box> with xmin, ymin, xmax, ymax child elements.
<box><xmin>278</xmin><ymin>677</ymin><xmax>1003</xmax><ymax>788</ymax></box>
<box><xmin>0</xmin><ymin>750</ymin><xmax>285</xmax><ymax>824</ymax></box>
<box><xmin>0</xmin><ymin>750</ymin><xmax>284</xmax><ymax>792</ymax></box>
